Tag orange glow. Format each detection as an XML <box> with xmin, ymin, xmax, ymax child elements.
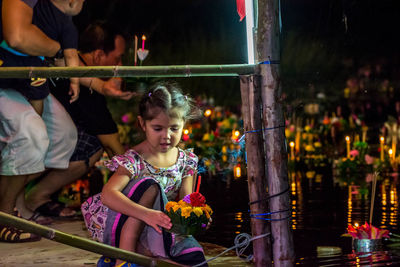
<box><xmin>204</xmin><ymin>109</ymin><xmax>212</xmax><ymax>117</ymax></box>
<box><xmin>234</xmin><ymin>165</ymin><xmax>241</xmax><ymax>178</ymax></box>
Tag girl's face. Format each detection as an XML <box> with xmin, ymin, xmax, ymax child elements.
<box><xmin>139</xmin><ymin>109</ymin><xmax>184</xmax><ymax>153</ymax></box>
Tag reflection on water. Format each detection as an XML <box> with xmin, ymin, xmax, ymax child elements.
<box><xmin>197</xmin><ymin>171</ymin><xmax>400</xmax><ymax>265</ymax></box>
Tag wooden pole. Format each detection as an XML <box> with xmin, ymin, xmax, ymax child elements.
<box><xmin>257</xmin><ymin>0</ymin><xmax>295</xmax><ymax>266</ymax></box>
<box><xmin>0</xmin><ymin>64</ymin><xmax>256</xmax><ymax>78</ymax></box>
<box><xmin>240</xmin><ymin>75</ymin><xmax>272</xmax><ymax>266</ymax></box>
<box><xmin>0</xmin><ymin>211</ymin><xmax>183</xmax><ymax>267</ymax></box>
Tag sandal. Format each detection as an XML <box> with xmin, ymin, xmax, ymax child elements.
<box><xmin>35</xmin><ymin>200</ymin><xmax>76</xmax><ymax>218</ymax></box>
<box><xmin>97</xmin><ymin>256</ymin><xmax>116</xmax><ymax>267</ymax></box>
<box><xmin>0</xmin><ymin>225</ymin><xmax>41</xmax><ymax>243</ymax></box>
<box><xmin>26</xmin><ymin>212</ymin><xmax>53</xmax><ymax>225</ymax></box>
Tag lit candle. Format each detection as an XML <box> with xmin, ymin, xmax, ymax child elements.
<box><xmin>234</xmin><ymin>164</ymin><xmax>241</xmax><ymax>178</ymax></box>
<box><xmin>345</xmin><ymin>136</ymin><xmax>350</xmax><ymax>158</ymax></box>
<box><xmin>141</xmin><ymin>35</ymin><xmax>146</xmax><ymax>50</ymax></box>
<box><xmin>289</xmin><ymin>141</ymin><xmax>295</xmax><ymax>161</ymax></box>
<box><xmin>295</xmin><ymin>131</ymin><xmax>300</xmax><ymax>153</ymax></box>
<box><xmin>380</xmin><ymin>136</ymin><xmax>385</xmax><ymax>161</ymax></box>
<box><xmin>392</xmin><ymin>126</ymin><xmax>397</xmax><ymax>161</ymax></box>
<box><xmin>389</xmin><ymin>149</ymin><xmax>393</xmax><ymax>161</ymax></box>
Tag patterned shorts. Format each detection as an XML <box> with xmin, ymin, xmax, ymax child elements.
<box><xmin>70</xmin><ymin>129</ymin><xmax>103</xmax><ymax>167</ymax></box>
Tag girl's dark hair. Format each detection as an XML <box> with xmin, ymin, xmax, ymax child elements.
<box><xmin>139</xmin><ymin>81</ymin><xmax>200</xmax><ymax>121</ymax></box>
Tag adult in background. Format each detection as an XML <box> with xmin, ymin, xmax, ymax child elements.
<box><xmin>17</xmin><ymin>21</ymin><xmax>135</xmax><ymax>219</ymax></box>
<box><xmin>0</xmin><ymin>0</ymin><xmax>77</xmax><ymax>242</ymax></box>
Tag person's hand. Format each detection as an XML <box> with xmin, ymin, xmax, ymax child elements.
<box><xmin>142</xmin><ymin>209</ymin><xmax>172</xmax><ymax>234</ymax></box>
<box><xmin>206</xmin><ymin>217</ymin><xmax>212</xmax><ymax>230</ymax></box>
<box><xmin>102</xmin><ymin>78</ymin><xmax>137</xmax><ymax>100</ymax></box>
<box><xmin>53</xmin><ymin>58</ymin><xmax>65</xmax><ymax>67</ymax></box>
<box><xmin>69</xmin><ymin>78</ymin><xmax>80</xmax><ymax>103</ymax></box>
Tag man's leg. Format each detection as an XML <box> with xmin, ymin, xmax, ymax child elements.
<box><xmin>0</xmin><ymin>174</ymin><xmax>42</xmax><ymax>242</ymax></box>
<box><xmin>24</xmin><ymin>149</ymin><xmax>103</xmax><ymax>216</ymax></box>
<box><xmin>0</xmin><ymin>175</ymin><xmax>27</xmax><ymax>214</ymax></box>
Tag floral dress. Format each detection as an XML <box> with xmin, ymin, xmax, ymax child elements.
<box><xmin>81</xmin><ymin>148</ymin><xmax>207</xmax><ymax>266</ymax></box>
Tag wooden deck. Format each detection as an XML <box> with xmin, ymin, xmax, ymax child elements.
<box><xmin>0</xmin><ymin>218</ymin><xmax>252</xmax><ymax>266</ymax></box>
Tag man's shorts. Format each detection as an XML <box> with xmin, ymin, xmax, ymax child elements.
<box><xmin>70</xmin><ymin>128</ymin><xmax>103</xmax><ymax>167</ymax></box>
<box><xmin>0</xmin><ymin>89</ymin><xmax>78</xmax><ymax>175</ymax></box>
<box><xmin>0</xmin><ymin>47</ymin><xmax>50</xmax><ymax>100</ymax></box>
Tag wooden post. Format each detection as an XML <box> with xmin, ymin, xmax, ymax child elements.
<box><xmin>257</xmin><ymin>0</ymin><xmax>295</xmax><ymax>266</ymax></box>
<box><xmin>240</xmin><ymin>75</ymin><xmax>272</xmax><ymax>266</ymax></box>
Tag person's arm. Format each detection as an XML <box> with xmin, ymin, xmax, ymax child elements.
<box><xmin>97</xmin><ymin>133</ymin><xmax>125</xmax><ymax>158</ymax></box>
<box><xmin>79</xmin><ymin>77</ymin><xmax>136</xmax><ymax>100</ymax></box>
<box><xmin>179</xmin><ymin>176</ymin><xmax>194</xmax><ymax>199</ymax></box>
<box><xmin>1</xmin><ymin>0</ymin><xmax>60</xmax><ymax>56</ymax></box>
<box><xmin>63</xmin><ymin>48</ymin><xmax>80</xmax><ymax>103</ymax></box>
<box><xmin>101</xmin><ymin>166</ymin><xmax>172</xmax><ymax>233</ymax></box>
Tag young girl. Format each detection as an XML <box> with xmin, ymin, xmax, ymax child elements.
<box><xmin>82</xmin><ymin>81</ymin><xmax>207</xmax><ymax>267</ymax></box>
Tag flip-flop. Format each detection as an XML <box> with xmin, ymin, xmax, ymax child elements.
<box><xmin>35</xmin><ymin>200</ymin><xmax>76</xmax><ymax>218</ymax></box>
<box><xmin>0</xmin><ymin>225</ymin><xmax>41</xmax><ymax>243</ymax></box>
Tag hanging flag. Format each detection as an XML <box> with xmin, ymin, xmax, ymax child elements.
<box><xmin>236</xmin><ymin>0</ymin><xmax>246</xmax><ymax>21</ymax></box>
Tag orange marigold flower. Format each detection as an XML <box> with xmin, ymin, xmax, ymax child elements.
<box><xmin>181</xmin><ymin>207</ymin><xmax>192</xmax><ymax>218</ymax></box>
<box><xmin>165</xmin><ymin>201</ymin><xmax>177</xmax><ymax>212</ymax></box>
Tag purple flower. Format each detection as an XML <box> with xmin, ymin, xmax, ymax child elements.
<box><xmin>183</xmin><ymin>194</ymin><xmax>191</xmax><ymax>204</ymax></box>
<box><xmin>121</xmin><ymin>114</ymin><xmax>130</xmax><ymax>123</ymax></box>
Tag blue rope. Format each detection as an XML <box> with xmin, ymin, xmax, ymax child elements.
<box><xmin>238</xmin><ymin>124</ymin><xmax>285</xmax><ymax>143</ymax></box>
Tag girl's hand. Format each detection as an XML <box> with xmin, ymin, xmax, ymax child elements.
<box><xmin>143</xmin><ymin>209</ymin><xmax>172</xmax><ymax>234</ymax></box>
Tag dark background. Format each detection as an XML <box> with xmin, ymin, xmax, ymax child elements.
<box><xmin>73</xmin><ymin>0</ymin><xmax>400</xmax><ymax>106</ymax></box>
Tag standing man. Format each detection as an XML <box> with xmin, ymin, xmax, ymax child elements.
<box><xmin>17</xmin><ymin>21</ymin><xmax>136</xmax><ymax>219</ymax></box>
<box><xmin>0</xmin><ymin>0</ymin><xmax>77</xmax><ymax>242</ymax></box>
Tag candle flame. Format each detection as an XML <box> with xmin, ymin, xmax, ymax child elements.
<box><xmin>345</xmin><ymin>136</ymin><xmax>350</xmax><ymax>142</ymax></box>
<box><xmin>183</xmin><ymin>129</ymin><xmax>189</xmax><ymax>135</ymax></box>
<box><xmin>380</xmin><ymin>136</ymin><xmax>385</xmax><ymax>143</ymax></box>
<box><xmin>204</xmin><ymin>109</ymin><xmax>212</xmax><ymax>117</ymax></box>
<box><xmin>289</xmin><ymin>141</ymin><xmax>295</xmax><ymax>148</ymax></box>
<box><xmin>142</xmin><ymin>35</ymin><xmax>146</xmax><ymax>41</ymax></box>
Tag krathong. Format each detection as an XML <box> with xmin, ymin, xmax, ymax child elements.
<box><xmin>165</xmin><ymin>192</ymin><xmax>213</xmax><ymax>236</ymax></box>
<box><xmin>347</xmin><ymin>222</ymin><xmax>390</xmax><ymax>239</ymax></box>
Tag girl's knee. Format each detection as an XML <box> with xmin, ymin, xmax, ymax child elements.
<box><xmin>140</xmin><ymin>184</ymin><xmax>159</xmax><ymax>207</ymax></box>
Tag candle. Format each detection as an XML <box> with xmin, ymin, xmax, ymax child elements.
<box><xmin>295</xmin><ymin>131</ymin><xmax>300</xmax><ymax>153</ymax></box>
<box><xmin>380</xmin><ymin>136</ymin><xmax>385</xmax><ymax>161</ymax></box>
<box><xmin>345</xmin><ymin>136</ymin><xmax>350</xmax><ymax>158</ymax></box>
<box><xmin>289</xmin><ymin>141</ymin><xmax>295</xmax><ymax>160</ymax></box>
<box><xmin>134</xmin><ymin>35</ymin><xmax>138</xmax><ymax>66</ymax></box>
<box><xmin>141</xmin><ymin>35</ymin><xmax>146</xmax><ymax>49</ymax></box>
<box><xmin>392</xmin><ymin>125</ymin><xmax>397</xmax><ymax>161</ymax></box>
<box><xmin>362</xmin><ymin>126</ymin><xmax>368</xmax><ymax>143</ymax></box>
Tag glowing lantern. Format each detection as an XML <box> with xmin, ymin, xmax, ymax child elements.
<box><xmin>234</xmin><ymin>164</ymin><xmax>241</xmax><ymax>178</ymax></box>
